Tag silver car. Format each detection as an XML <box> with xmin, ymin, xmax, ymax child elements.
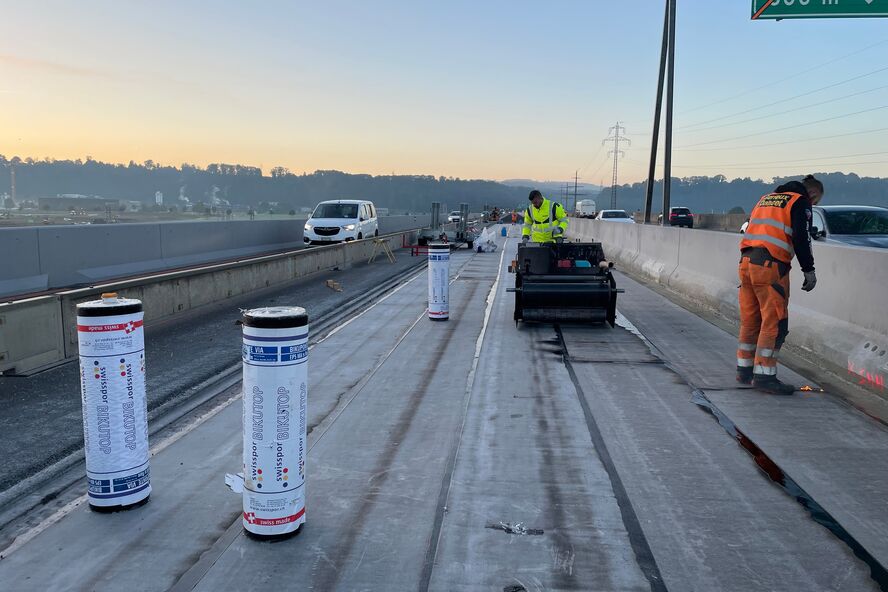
<box><xmin>812</xmin><ymin>205</ymin><xmax>888</xmax><ymax>249</ymax></box>
<box><xmin>595</xmin><ymin>209</ymin><xmax>635</xmax><ymax>224</ymax></box>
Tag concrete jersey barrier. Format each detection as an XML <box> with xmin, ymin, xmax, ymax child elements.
<box><xmin>568</xmin><ymin>218</ymin><xmax>888</xmax><ymax>392</ymax></box>
<box><xmin>0</xmin><ymin>229</ymin><xmax>420</xmax><ymax>376</ymax></box>
<box><xmin>0</xmin><ymin>215</ymin><xmax>429</xmax><ymax>300</ymax></box>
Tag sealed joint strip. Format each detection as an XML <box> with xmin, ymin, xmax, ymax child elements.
<box><xmin>691</xmin><ymin>389</ymin><xmax>888</xmax><ymax>590</ymax></box>
<box><xmin>557</xmin><ymin>325</ymin><xmax>669</xmax><ymax>592</ymax></box>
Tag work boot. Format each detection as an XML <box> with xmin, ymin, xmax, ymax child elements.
<box><xmin>752</xmin><ymin>375</ymin><xmax>796</xmax><ymax>395</ymax></box>
<box><xmin>736</xmin><ymin>367</ymin><xmax>753</xmax><ymax>385</ymax></box>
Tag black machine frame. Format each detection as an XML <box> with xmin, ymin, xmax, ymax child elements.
<box><xmin>509</xmin><ymin>242</ymin><xmax>620</xmax><ymax>327</ymax></box>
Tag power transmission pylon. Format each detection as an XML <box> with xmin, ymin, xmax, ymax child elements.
<box><xmin>602</xmin><ymin>122</ymin><xmax>630</xmax><ymax>210</ymax></box>
<box><xmin>570</xmin><ymin>170</ymin><xmax>586</xmax><ymax>213</ymax></box>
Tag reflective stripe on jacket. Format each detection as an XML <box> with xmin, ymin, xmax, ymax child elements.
<box><xmin>739</xmin><ymin>192</ymin><xmax>803</xmax><ymax>263</ymax></box>
<box><xmin>522</xmin><ymin>199</ymin><xmax>568</xmax><ymax>243</ymax></box>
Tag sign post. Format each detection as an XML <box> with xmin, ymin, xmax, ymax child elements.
<box><xmin>752</xmin><ymin>0</ymin><xmax>888</xmax><ymax>20</ymax></box>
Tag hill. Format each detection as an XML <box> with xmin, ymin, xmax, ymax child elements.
<box><xmin>596</xmin><ymin>173</ymin><xmax>888</xmax><ymax>214</ymax></box>
<box><xmin>2</xmin><ymin>156</ymin><xmax>885</xmax><ymax>215</ymax></box>
<box><xmin>0</xmin><ymin>157</ymin><xmax>530</xmax><ymax>214</ymax></box>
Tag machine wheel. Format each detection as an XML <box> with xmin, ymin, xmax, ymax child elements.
<box><xmin>606</xmin><ymin>273</ymin><xmax>618</xmax><ymax>327</ymax></box>
<box><xmin>513</xmin><ymin>274</ymin><xmax>523</xmax><ymax>322</ymax></box>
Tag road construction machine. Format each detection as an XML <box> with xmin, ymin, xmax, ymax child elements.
<box><xmin>509</xmin><ymin>241</ymin><xmax>620</xmax><ymax>326</ymax></box>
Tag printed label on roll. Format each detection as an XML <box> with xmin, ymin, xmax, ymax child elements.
<box><xmin>77</xmin><ymin>311</ymin><xmax>150</xmax><ymax>506</ymax></box>
<box><xmin>428</xmin><ymin>247</ymin><xmax>450</xmax><ymax>319</ymax></box>
<box><xmin>242</xmin><ymin>325</ymin><xmax>308</xmax><ymax>536</ymax></box>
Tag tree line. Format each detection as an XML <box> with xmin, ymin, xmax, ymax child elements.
<box><xmin>597</xmin><ymin>173</ymin><xmax>888</xmax><ymax>215</ymax></box>
<box><xmin>0</xmin><ymin>156</ymin><xmax>529</xmax><ymax>213</ymax></box>
<box><xmin>1</xmin><ymin>156</ymin><xmax>886</xmax><ymax>214</ymax></box>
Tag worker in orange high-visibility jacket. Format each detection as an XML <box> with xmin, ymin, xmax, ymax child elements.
<box><xmin>737</xmin><ymin>174</ymin><xmax>823</xmax><ymax>395</ymax></box>
<box><xmin>521</xmin><ymin>190</ymin><xmax>568</xmax><ymax>244</ymax></box>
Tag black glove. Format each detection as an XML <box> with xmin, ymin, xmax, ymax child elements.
<box><xmin>802</xmin><ymin>270</ymin><xmax>817</xmax><ymax>292</ymax></box>
<box><xmin>521</xmin><ymin>235</ymin><xmax>529</xmax><ymax>244</ymax></box>
<box><xmin>554</xmin><ymin>236</ymin><xmax>564</xmax><ymax>244</ymax></box>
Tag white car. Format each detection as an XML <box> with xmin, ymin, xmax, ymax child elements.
<box><xmin>303</xmin><ymin>199</ymin><xmax>379</xmax><ymax>245</ymax></box>
<box><xmin>575</xmin><ymin>199</ymin><xmax>597</xmax><ymax>218</ymax></box>
<box><xmin>595</xmin><ymin>209</ymin><xmax>635</xmax><ymax>223</ymax></box>
<box><xmin>448</xmin><ymin>211</ymin><xmax>462</xmax><ymax>223</ymax></box>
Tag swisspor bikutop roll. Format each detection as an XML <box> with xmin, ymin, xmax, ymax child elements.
<box><xmin>76</xmin><ymin>293</ymin><xmax>151</xmax><ymax>510</ymax></box>
<box><xmin>241</xmin><ymin>306</ymin><xmax>308</xmax><ymax>538</ymax></box>
<box><xmin>427</xmin><ymin>242</ymin><xmax>450</xmax><ymax>321</ymax></box>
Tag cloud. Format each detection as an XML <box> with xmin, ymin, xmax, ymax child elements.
<box><xmin>0</xmin><ymin>54</ymin><xmax>115</xmax><ymax>79</ymax></box>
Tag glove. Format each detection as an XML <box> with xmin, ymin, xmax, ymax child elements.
<box><xmin>554</xmin><ymin>236</ymin><xmax>564</xmax><ymax>244</ymax></box>
<box><xmin>521</xmin><ymin>235</ymin><xmax>529</xmax><ymax>244</ymax></box>
<box><xmin>802</xmin><ymin>270</ymin><xmax>817</xmax><ymax>292</ymax></box>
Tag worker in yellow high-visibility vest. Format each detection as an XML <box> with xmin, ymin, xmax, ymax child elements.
<box><xmin>521</xmin><ymin>190</ymin><xmax>568</xmax><ymax>244</ymax></box>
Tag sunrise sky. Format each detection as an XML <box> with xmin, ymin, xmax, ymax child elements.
<box><xmin>2</xmin><ymin>0</ymin><xmax>888</xmax><ymax>184</ymax></box>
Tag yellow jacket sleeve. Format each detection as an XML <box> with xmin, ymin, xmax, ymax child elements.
<box><xmin>554</xmin><ymin>203</ymin><xmax>568</xmax><ymax>235</ymax></box>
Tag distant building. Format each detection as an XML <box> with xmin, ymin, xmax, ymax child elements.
<box><xmin>155</xmin><ymin>191</ymin><xmax>164</xmax><ymax>206</ymax></box>
<box><xmin>38</xmin><ymin>196</ymin><xmax>120</xmax><ymax>211</ymax></box>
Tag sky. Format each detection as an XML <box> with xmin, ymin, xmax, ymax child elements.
<box><xmin>2</xmin><ymin>0</ymin><xmax>888</xmax><ymax>184</ymax></box>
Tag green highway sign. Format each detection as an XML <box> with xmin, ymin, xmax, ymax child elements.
<box><xmin>752</xmin><ymin>0</ymin><xmax>888</xmax><ymax>20</ymax></box>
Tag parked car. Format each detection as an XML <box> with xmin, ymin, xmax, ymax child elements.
<box><xmin>303</xmin><ymin>199</ymin><xmax>379</xmax><ymax>245</ymax></box>
<box><xmin>448</xmin><ymin>210</ymin><xmax>462</xmax><ymax>223</ymax></box>
<box><xmin>811</xmin><ymin>205</ymin><xmax>888</xmax><ymax>249</ymax></box>
<box><xmin>657</xmin><ymin>206</ymin><xmax>694</xmax><ymax>228</ymax></box>
<box><xmin>595</xmin><ymin>209</ymin><xmax>635</xmax><ymax>223</ymax></box>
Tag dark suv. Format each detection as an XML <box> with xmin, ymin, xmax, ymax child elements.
<box><xmin>658</xmin><ymin>207</ymin><xmax>694</xmax><ymax>228</ymax></box>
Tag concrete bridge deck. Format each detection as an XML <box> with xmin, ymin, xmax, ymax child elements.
<box><xmin>0</xmin><ymin>230</ymin><xmax>886</xmax><ymax>591</ymax></box>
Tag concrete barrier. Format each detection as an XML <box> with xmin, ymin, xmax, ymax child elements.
<box><xmin>568</xmin><ymin>218</ymin><xmax>888</xmax><ymax>390</ymax></box>
<box><xmin>630</xmin><ymin>212</ymin><xmax>747</xmax><ymax>232</ymax></box>
<box><xmin>0</xmin><ymin>296</ymin><xmax>65</xmax><ymax>375</ymax></box>
<box><xmin>0</xmin><ymin>228</ymin><xmax>44</xmax><ymax>298</ymax></box>
<box><xmin>694</xmin><ymin>213</ymin><xmax>747</xmax><ymax>232</ymax></box>
<box><xmin>1</xmin><ymin>230</ymin><xmax>419</xmax><ymax>376</ymax></box>
<box><xmin>0</xmin><ymin>215</ymin><xmax>429</xmax><ymax>299</ymax></box>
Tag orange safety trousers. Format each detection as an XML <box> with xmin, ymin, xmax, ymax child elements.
<box><xmin>737</xmin><ymin>254</ymin><xmax>790</xmax><ymax>377</ymax></box>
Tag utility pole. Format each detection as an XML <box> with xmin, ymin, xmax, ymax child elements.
<box><xmin>644</xmin><ymin>0</ymin><xmax>670</xmax><ymax>224</ymax></box>
<box><xmin>566</xmin><ymin>170</ymin><xmax>587</xmax><ymax>214</ymax></box>
<box><xmin>10</xmin><ymin>163</ymin><xmax>16</xmax><ymax>207</ymax></box>
<box><xmin>663</xmin><ymin>0</ymin><xmax>677</xmax><ymax>221</ymax></box>
<box><xmin>573</xmin><ymin>171</ymin><xmax>579</xmax><ymax>212</ymax></box>
<box><xmin>602</xmin><ymin>122</ymin><xmax>630</xmax><ymax>210</ymax></box>
<box><xmin>645</xmin><ymin>0</ymin><xmax>677</xmax><ymax>225</ymax></box>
